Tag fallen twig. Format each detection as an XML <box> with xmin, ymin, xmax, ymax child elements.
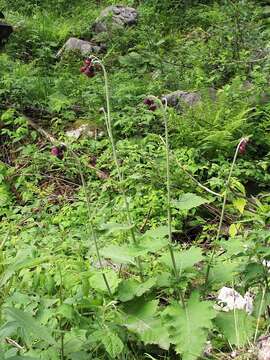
<box><xmin>5</xmin><ymin>337</ymin><xmax>24</xmax><ymax>350</ymax></box>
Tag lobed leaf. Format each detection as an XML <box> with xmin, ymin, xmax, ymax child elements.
<box><xmin>163</xmin><ymin>292</ymin><xmax>216</xmax><ymax>360</ymax></box>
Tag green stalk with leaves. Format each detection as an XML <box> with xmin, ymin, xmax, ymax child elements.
<box><xmin>148</xmin><ymin>96</ymin><xmax>185</xmax><ymax>306</ymax></box>
<box><xmin>94</xmin><ymin>58</ymin><xmax>144</xmax><ymax>281</ymax></box>
<box><xmin>205</xmin><ymin>137</ymin><xmax>249</xmax><ymax>285</ymax></box>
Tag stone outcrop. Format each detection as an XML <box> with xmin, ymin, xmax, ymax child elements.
<box><xmin>92</xmin><ymin>5</ymin><xmax>138</xmax><ymax>34</ymax></box>
<box><xmin>161</xmin><ymin>90</ymin><xmax>201</xmax><ymax>109</ymax></box>
<box><xmin>57</xmin><ymin>37</ymin><xmax>105</xmax><ymax>57</ymax></box>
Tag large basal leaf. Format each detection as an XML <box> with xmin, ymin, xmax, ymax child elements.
<box><xmin>139</xmin><ymin>235</ymin><xmax>168</xmax><ymax>254</ymax></box>
<box><xmin>143</xmin><ymin>226</ymin><xmax>168</xmax><ymax>239</ymax></box>
<box><xmin>3</xmin><ymin>307</ymin><xmax>56</xmax><ymax>346</ymax></box>
<box><xmin>117</xmin><ymin>277</ymin><xmax>156</xmax><ymax>302</ymax></box>
<box><xmin>101</xmin><ymin>244</ymin><xmax>136</xmax><ymax>265</ymax></box>
<box><xmin>215</xmin><ymin>310</ymin><xmax>255</xmax><ymax>347</ymax></box>
<box><xmin>64</xmin><ymin>329</ymin><xmax>87</xmax><ymax>355</ymax></box>
<box><xmin>161</xmin><ymin>246</ymin><xmax>204</xmax><ymax>274</ymax></box>
<box><xmin>208</xmin><ymin>261</ymin><xmax>240</xmax><ymax>288</ymax></box>
<box><xmin>220</xmin><ymin>237</ymin><xmax>250</xmax><ymax>257</ymax></box>
<box><xmin>90</xmin><ymin>269</ymin><xmax>121</xmax><ymax>294</ymax></box>
<box><xmin>117</xmin><ymin>279</ymin><xmax>139</xmax><ymax>302</ymax></box>
<box><xmin>100</xmin><ymin>222</ymin><xmax>133</xmax><ymax>233</ymax></box>
<box><xmin>101</xmin><ymin>330</ymin><xmax>124</xmax><ymax>358</ymax></box>
<box><xmin>163</xmin><ymin>292</ymin><xmax>216</xmax><ymax>360</ymax></box>
<box><xmin>173</xmin><ymin>193</ymin><xmax>208</xmax><ymax>211</ymax></box>
<box><xmin>123</xmin><ymin>298</ymin><xmax>170</xmax><ymax>350</ymax></box>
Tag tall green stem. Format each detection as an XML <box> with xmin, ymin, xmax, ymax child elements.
<box><xmin>204</xmin><ymin>138</ymin><xmax>248</xmax><ymax>285</ymax></box>
<box><xmin>150</xmin><ymin>97</ymin><xmax>185</xmax><ymax>306</ymax></box>
<box><xmin>98</xmin><ymin>61</ymin><xmax>144</xmax><ymax>281</ymax></box>
<box><xmin>72</xmin><ymin>152</ymin><xmax>112</xmax><ymax>297</ymax></box>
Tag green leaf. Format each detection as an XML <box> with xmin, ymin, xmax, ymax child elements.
<box><xmin>209</xmin><ymin>261</ymin><xmax>240</xmax><ymax>287</ymax></box>
<box><xmin>6</xmin><ymin>357</ymin><xmax>39</xmax><ymax>360</ymax></box>
<box><xmin>163</xmin><ymin>292</ymin><xmax>216</xmax><ymax>360</ymax></box>
<box><xmin>0</xmin><ymin>184</ymin><xmax>12</xmax><ymax>206</ymax></box>
<box><xmin>101</xmin><ymin>245</ymin><xmax>136</xmax><ymax>265</ymax></box>
<box><xmin>57</xmin><ymin>304</ymin><xmax>74</xmax><ymax>320</ymax></box>
<box><xmin>100</xmin><ymin>222</ymin><xmax>133</xmax><ymax>233</ymax></box>
<box><xmin>90</xmin><ymin>269</ymin><xmax>121</xmax><ymax>294</ymax></box>
<box><xmin>117</xmin><ymin>279</ymin><xmax>139</xmax><ymax>302</ymax></box>
<box><xmin>0</xmin><ymin>321</ymin><xmax>18</xmax><ymax>340</ymax></box>
<box><xmin>101</xmin><ymin>330</ymin><xmax>124</xmax><ymax>358</ymax></box>
<box><xmin>0</xmin><ymin>256</ymin><xmax>51</xmax><ymax>288</ymax></box>
<box><xmin>161</xmin><ymin>246</ymin><xmax>203</xmax><ymax>273</ymax></box>
<box><xmin>140</xmin><ymin>236</ymin><xmax>168</xmax><ymax>253</ymax></box>
<box><xmin>3</xmin><ymin>307</ymin><xmax>56</xmax><ymax>346</ymax></box>
<box><xmin>64</xmin><ymin>329</ymin><xmax>87</xmax><ymax>355</ymax></box>
<box><xmin>143</xmin><ymin>226</ymin><xmax>168</xmax><ymax>239</ymax></box>
<box><xmin>136</xmin><ymin>277</ymin><xmax>156</xmax><ymax>297</ymax></box>
<box><xmin>123</xmin><ymin>298</ymin><xmax>170</xmax><ymax>350</ymax></box>
<box><xmin>220</xmin><ymin>237</ymin><xmax>249</xmax><ymax>257</ymax></box>
<box><xmin>215</xmin><ymin>310</ymin><xmax>255</xmax><ymax>347</ymax></box>
<box><xmin>117</xmin><ymin>277</ymin><xmax>156</xmax><ymax>302</ymax></box>
<box><xmin>233</xmin><ymin>198</ymin><xmax>246</xmax><ymax>214</ymax></box>
<box><xmin>253</xmin><ymin>291</ymin><xmax>270</xmax><ymax>318</ymax></box>
<box><xmin>229</xmin><ymin>223</ymin><xmax>238</xmax><ymax>237</ymax></box>
<box><xmin>173</xmin><ymin>193</ymin><xmax>208</xmax><ymax>211</ymax></box>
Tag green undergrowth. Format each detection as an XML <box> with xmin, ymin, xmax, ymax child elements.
<box><xmin>0</xmin><ymin>0</ymin><xmax>269</xmax><ymax>359</ymax></box>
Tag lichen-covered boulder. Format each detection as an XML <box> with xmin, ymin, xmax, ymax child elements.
<box><xmin>57</xmin><ymin>37</ymin><xmax>105</xmax><ymax>57</ymax></box>
<box><xmin>92</xmin><ymin>5</ymin><xmax>138</xmax><ymax>34</ymax></box>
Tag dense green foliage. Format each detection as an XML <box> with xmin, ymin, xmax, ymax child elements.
<box><xmin>0</xmin><ymin>0</ymin><xmax>269</xmax><ymax>359</ymax></box>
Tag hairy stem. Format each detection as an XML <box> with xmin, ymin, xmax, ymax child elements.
<box><xmin>204</xmin><ymin>138</ymin><xmax>248</xmax><ymax>285</ymax></box>
<box><xmin>98</xmin><ymin>60</ymin><xmax>144</xmax><ymax>281</ymax></box>
<box><xmin>71</xmin><ymin>151</ymin><xmax>113</xmax><ymax>297</ymax></box>
<box><xmin>151</xmin><ymin>96</ymin><xmax>185</xmax><ymax>306</ymax></box>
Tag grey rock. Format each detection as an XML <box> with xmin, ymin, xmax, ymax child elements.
<box><xmin>162</xmin><ymin>90</ymin><xmax>201</xmax><ymax>109</ymax></box>
<box><xmin>161</xmin><ymin>88</ymin><xmax>217</xmax><ymax>110</ymax></box>
<box><xmin>57</xmin><ymin>37</ymin><xmax>104</xmax><ymax>57</ymax></box>
<box><xmin>258</xmin><ymin>336</ymin><xmax>270</xmax><ymax>360</ymax></box>
<box><xmin>92</xmin><ymin>5</ymin><xmax>138</xmax><ymax>34</ymax></box>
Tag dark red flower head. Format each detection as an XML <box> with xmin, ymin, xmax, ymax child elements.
<box><xmin>80</xmin><ymin>57</ymin><xmax>96</xmax><ymax>78</ymax></box>
<box><xmin>143</xmin><ymin>98</ymin><xmax>154</xmax><ymax>106</ymax></box>
<box><xmin>239</xmin><ymin>138</ymin><xmax>249</xmax><ymax>155</ymax></box>
<box><xmin>51</xmin><ymin>146</ymin><xmax>59</xmax><ymax>156</ymax></box>
<box><xmin>149</xmin><ymin>104</ymin><xmax>158</xmax><ymax>111</ymax></box>
<box><xmin>84</xmin><ymin>58</ymin><xmax>92</xmax><ymax>66</ymax></box>
<box><xmin>143</xmin><ymin>97</ymin><xmax>158</xmax><ymax>112</ymax></box>
<box><xmin>51</xmin><ymin>145</ymin><xmax>65</xmax><ymax>160</ymax></box>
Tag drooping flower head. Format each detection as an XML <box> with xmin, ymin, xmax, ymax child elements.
<box><xmin>239</xmin><ymin>138</ymin><xmax>249</xmax><ymax>155</ymax></box>
<box><xmin>80</xmin><ymin>57</ymin><xmax>96</xmax><ymax>78</ymax></box>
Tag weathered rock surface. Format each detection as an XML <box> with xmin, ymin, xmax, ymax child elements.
<box><xmin>65</xmin><ymin>120</ymin><xmax>104</xmax><ymax>140</ymax></box>
<box><xmin>161</xmin><ymin>90</ymin><xmax>201</xmax><ymax>109</ymax></box>
<box><xmin>161</xmin><ymin>88</ymin><xmax>217</xmax><ymax>110</ymax></box>
<box><xmin>258</xmin><ymin>336</ymin><xmax>270</xmax><ymax>360</ymax></box>
<box><xmin>92</xmin><ymin>5</ymin><xmax>138</xmax><ymax>33</ymax></box>
<box><xmin>57</xmin><ymin>37</ymin><xmax>105</xmax><ymax>57</ymax></box>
